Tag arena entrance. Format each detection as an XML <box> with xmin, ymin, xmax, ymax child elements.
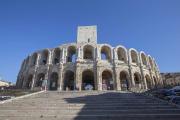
<box><xmin>64</xmin><ymin>70</ymin><xmax>75</xmax><ymax>90</ymax></box>
<box><xmin>26</xmin><ymin>75</ymin><xmax>33</xmax><ymax>89</ymax></box>
<box><xmin>120</xmin><ymin>71</ymin><xmax>129</xmax><ymax>91</ymax></box>
<box><xmin>49</xmin><ymin>72</ymin><xmax>58</xmax><ymax>90</ymax></box>
<box><xmin>82</xmin><ymin>70</ymin><xmax>95</xmax><ymax>90</ymax></box>
<box><xmin>102</xmin><ymin>70</ymin><xmax>114</xmax><ymax>90</ymax></box>
<box><xmin>134</xmin><ymin>72</ymin><xmax>142</xmax><ymax>89</ymax></box>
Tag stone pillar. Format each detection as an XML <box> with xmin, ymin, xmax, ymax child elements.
<box><xmin>48</xmin><ymin>51</ymin><xmax>52</xmax><ymax>64</ymax></box>
<box><xmin>75</xmin><ymin>66</ymin><xmax>81</xmax><ymax>91</ymax></box>
<box><xmin>115</xmin><ymin>69</ymin><xmax>121</xmax><ymax>91</ymax></box>
<box><xmin>61</xmin><ymin>48</ymin><xmax>66</xmax><ymax>63</ymax></box>
<box><xmin>96</xmin><ymin>67</ymin><xmax>102</xmax><ymax>90</ymax></box>
<box><xmin>77</xmin><ymin>47</ymin><xmax>81</xmax><ymax>60</ymax></box>
<box><xmin>96</xmin><ymin>47</ymin><xmax>100</xmax><ymax>60</ymax></box>
<box><xmin>58</xmin><ymin>63</ymin><xmax>63</xmax><ymax>91</ymax></box>
<box><xmin>114</xmin><ymin>49</ymin><xmax>118</xmax><ymax>60</ymax></box>
<box><xmin>31</xmin><ymin>74</ymin><xmax>36</xmax><ymax>90</ymax></box>
<box><xmin>129</xmin><ymin>67</ymin><xmax>135</xmax><ymax>88</ymax></box>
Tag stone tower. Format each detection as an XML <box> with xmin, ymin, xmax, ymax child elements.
<box><xmin>77</xmin><ymin>25</ymin><xmax>97</xmax><ymax>44</ymax></box>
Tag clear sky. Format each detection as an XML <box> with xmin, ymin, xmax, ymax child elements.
<box><xmin>0</xmin><ymin>0</ymin><xmax>180</xmax><ymax>83</ymax></box>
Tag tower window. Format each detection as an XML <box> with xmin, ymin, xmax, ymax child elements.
<box><xmin>88</xmin><ymin>38</ymin><xmax>90</xmax><ymax>43</ymax></box>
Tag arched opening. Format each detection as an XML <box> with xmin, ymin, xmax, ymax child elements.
<box><xmin>26</xmin><ymin>75</ymin><xmax>33</xmax><ymax>89</ymax></box>
<box><xmin>83</xmin><ymin>45</ymin><xmax>94</xmax><ymax>60</ymax></box>
<box><xmin>40</xmin><ymin>50</ymin><xmax>49</xmax><ymax>65</ymax></box>
<box><xmin>53</xmin><ymin>48</ymin><xmax>61</xmax><ymax>65</ymax></box>
<box><xmin>153</xmin><ymin>76</ymin><xmax>158</xmax><ymax>87</ymax></box>
<box><xmin>117</xmin><ymin>47</ymin><xmax>127</xmax><ymax>63</ymax></box>
<box><xmin>134</xmin><ymin>72</ymin><xmax>142</xmax><ymax>88</ymax></box>
<box><xmin>82</xmin><ymin>70</ymin><xmax>95</xmax><ymax>90</ymax></box>
<box><xmin>31</xmin><ymin>53</ymin><xmax>38</xmax><ymax>66</ymax></box>
<box><xmin>141</xmin><ymin>53</ymin><xmax>147</xmax><ymax>66</ymax></box>
<box><xmin>145</xmin><ymin>75</ymin><xmax>151</xmax><ymax>89</ymax></box>
<box><xmin>36</xmin><ymin>73</ymin><xmax>45</xmax><ymax>87</ymax></box>
<box><xmin>130</xmin><ymin>50</ymin><xmax>138</xmax><ymax>65</ymax></box>
<box><xmin>101</xmin><ymin>46</ymin><xmax>111</xmax><ymax>62</ymax></box>
<box><xmin>67</xmin><ymin>46</ymin><xmax>76</xmax><ymax>63</ymax></box>
<box><xmin>120</xmin><ymin>71</ymin><xmax>129</xmax><ymax>91</ymax></box>
<box><xmin>102</xmin><ymin>70</ymin><xmax>114</xmax><ymax>90</ymax></box>
<box><xmin>49</xmin><ymin>72</ymin><xmax>58</xmax><ymax>90</ymax></box>
<box><xmin>64</xmin><ymin>70</ymin><xmax>75</xmax><ymax>90</ymax></box>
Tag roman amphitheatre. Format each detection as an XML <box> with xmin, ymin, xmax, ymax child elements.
<box><xmin>16</xmin><ymin>25</ymin><xmax>162</xmax><ymax>91</ymax></box>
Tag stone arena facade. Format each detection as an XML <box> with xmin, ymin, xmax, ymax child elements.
<box><xmin>16</xmin><ymin>26</ymin><xmax>162</xmax><ymax>91</ymax></box>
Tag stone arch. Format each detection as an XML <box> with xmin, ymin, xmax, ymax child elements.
<box><xmin>134</xmin><ymin>72</ymin><xmax>142</xmax><ymax>88</ymax></box>
<box><xmin>26</xmin><ymin>74</ymin><xmax>33</xmax><ymax>89</ymax></box>
<box><xmin>145</xmin><ymin>74</ymin><xmax>152</xmax><ymax>89</ymax></box>
<box><xmin>31</xmin><ymin>53</ymin><xmax>38</xmax><ymax>66</ymax></box>
<box><xmin>119</xmin><ymin>71</ymin><xmax>130</xmax><ymax>91</ymax></box>
<box><xmin>40</xmin><ymin>50</ymin><xmax>49</xmax><ymax>65</ymax></box>
<box><xmin>83</xmin><ymin>45</ymin><xmax>94</xmax><ymax>60</ymax></box>
<box><xmin>53</xmin><ymin>48</ymin><xmax>61</xmax><ymax>65</ymax></box>
<box><xmin>116</xmin><ymin>46</ymin><xmax>128</xmax><ymax>63</ymax></box>
<box><xmin>82</xmin><ymin>70</ymin><xmax>95</xmax><ymax>90</ymax></box>
<box><xmin>49</xmin><ymin>72</ymin><xmax>58</xmax><ymax>90</ymax></box>
<box><xmin>129</xmin><ymin>48</ymin><xmax>139</xmax><ymax>65</ymax></box>
<box><xmin>63</xmin><ymin>70</ymin><xmax>75</xmax><ymax>90</ymax></box>
<box><xmin>140</xmin><ymin>52</ymin><xmax>147</xmax><ymax>66</ymax></box>
<box><xmin>36</xmin><ymin>73</ymin><xmax>45</xmax><ymax>87</ymax></box>
<box><xmin>101</xmin><ymin>45</ymin><xmax>112</xmax><ymax>61</ymax></box>
<box><xmin>148</xmin><ymin>55</ymin><xmax>154</xmax><ymax>69</ymax></box>
<box><xmin>102</xmin><ymin>70</ymin><xmax>114</xmax><ymax>90</ymax></box>
<box><xmin>67</xmin><ymin>46</ymin><xmax>76</xmax><ymax>63</ymax></box>
<box><xmin>153</xmin><ymin>76</ymin><xmax>158</xmax><ymax>87</ymax></box>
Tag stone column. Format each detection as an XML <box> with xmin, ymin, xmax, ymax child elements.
<box><xmin>114</xmin><ymin>49</ymin><xmax>118</xmax><ymax>60</ymax></box>
<box><xmin>31</xmin><ymin>74</ymin><xmax>36</xmax><ymax>90</ymax></box>
<box><xmin>129</xmin><ymin>67</ymin><xmax>135</xmax><ymax>88</ymax></box>
<box><xmin>115</xmin><ymin>69</ymin><xmax>121</xmax><ymax>91</ymax></box>
<box><xmin>97</xmin><ymin>67</ymin><xmax>102</xmax><ymax>90</ymax></box>
<box><xmin>58</xmin><ymin>62</ymin><xmax>63</xmax><ymax>91</ymax></box>
<box><xmin>96</xmin><ymin>47</ymin><xmax>100</xmax><ymax>60</ymax></box>
<box><xmin>75</xmin><ymin>66</ymin><xmax>81</xmax><ymax>91</ymax></box>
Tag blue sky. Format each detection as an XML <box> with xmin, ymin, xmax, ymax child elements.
<box><xmin>0</xmin><ymin>0</ymin><xmax>180</xmax><ymax>83</ymax></box>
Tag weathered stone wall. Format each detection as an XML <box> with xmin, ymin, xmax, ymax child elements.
<box><xmin>16</xmin><ymin>26</ymin><xmax>162</xmax><ymax>91</ymax></box>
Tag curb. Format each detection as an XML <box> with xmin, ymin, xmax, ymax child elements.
<box><xmin>0</xmin><ymin>90</ymin><xmax>45</xmax><ymax>104</ymax></box>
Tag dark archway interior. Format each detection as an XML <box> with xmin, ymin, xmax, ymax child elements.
<box><xmin>26</xmin><ymin>75</ymin><xmax>33</xmax><ymax>89</ymax></box>
<box><xmin>49</xmin><ymin>73</ymin><xmax>58</xmax><ymax>90</ymax></box>
<box><xmin>64</xmin><ymin>71</ymin><xmax>74</xmax><ymax>90</ymax></box>
<box><xmin>36</xmin><ymin>73</ymin><xmax>45</xmax><ymax>87</ymax></box>
<box><xmin>83</xmin><ymin>45</ymin><xmax>93</xmax><ymax>60</ymax></box>
<box><xmin>82</xmin><ymin>70</ymin><xmax>95</xmax><ymax>90</ymax></box>
<box><xmin>134</xmin><ymin>73</ymin><xmax>141</xmax><ymax>85</ymax></box>
<box><xmin>120</xmin><ymin>71</ymin><xmax>129</xmax><ymax>91</ymax></box>
<box><xmin>53</xmin><ymin>48</ymin><xmax>61</xmax><ymax>64</ymax></box>
<box><xmin>102</xmin><ymin>71</ymin><xmax>114</xmax><ymax>90</ymax></box>
<box><xmin>41</xmin><ymin>50</ymin><xmax>49</xmax><ymax>65</ymax></box>
<box><xmin>117</xmin><ymin>48</ymin><xmax>126</xmax><ymax>62</ymax></box>
<box><xmin>101</xmin><ymin>46</ymin><xmax>111</xmax><ymax>61</ymax></box>
<box><xmin>131</xmin><ymin>50</ymin><xmax>138</xmax><ymax>64</ymax></box>
<box><xmin>67</xmin><ymin>46</ymin><xmax>76</xmax><ymax>63</ymax></box>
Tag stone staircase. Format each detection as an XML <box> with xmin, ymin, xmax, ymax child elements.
<box><xmin>0</xmin><ymin>91</ymin><xmax>180</xmax><ymax>120</ymax></box>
